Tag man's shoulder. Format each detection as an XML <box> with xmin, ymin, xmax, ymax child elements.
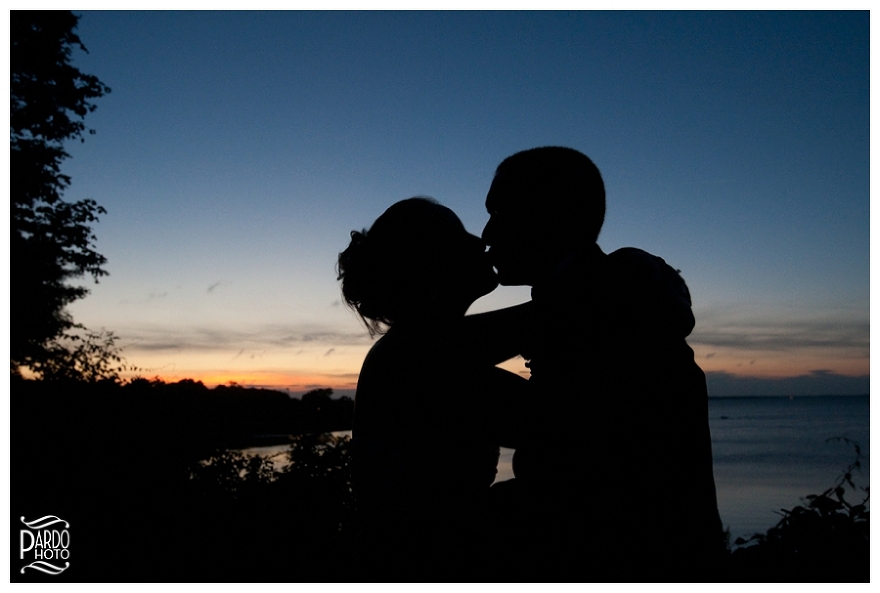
<box><xmin>607</xmin><ymin>246</ymin><xmax>674</xmax><ymax>278</ymax></box>
<box><xmin>534</xmin><ymin>245</ymin><xmax>694</xmax><ymax>322</ymax></box>
<box><xmin>607</xmin><ymin>247</ymin><xmax>690</xmax><ymax>298</ymax></box>
<box><xmin>603</xmin><ymin>247</ymin><xmax>696</xmax><ymax>336</ymax></box>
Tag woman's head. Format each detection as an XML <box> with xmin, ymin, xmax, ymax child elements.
<box><xmin>337</xmin><ymin>197</ymin><xmax>497</xmax><ymax>335</ymax></box>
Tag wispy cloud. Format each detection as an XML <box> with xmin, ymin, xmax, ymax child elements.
<box><xmin>691</xmin><ymin>317</ymin><xmax>869</xmax><ymax>353</ymax></box>
<box><xmin>207</xmin><ymin>281</ymin><xmax>222</xmax><ymax>293</ymax></box>
<box><xmin>116</xmin><ymin>323</ymin><xmax>371</xmax><ymax>353</ymax></box>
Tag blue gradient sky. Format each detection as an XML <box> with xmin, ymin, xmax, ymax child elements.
<box><xmin>54</xmin><ymin>10</ymin><xmax>869</xmax><ymax>395</ymax></box>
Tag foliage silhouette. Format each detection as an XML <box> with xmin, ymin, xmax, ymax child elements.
<box><xmin>10</xmin><ymin>10</ymin><xmax>112</xmax><ymax>378</ymax></box>
<box><xmin>726</xmin><ymin>437</ymin><xmax>869</xmax><ymax>582</ymax></box>
<box><xmin>146</xmin><ymin>433</ymin><xmax>356</xmax><ymax>581</ymax></box>
<box><xmin>29</xmin><ymin>328</ymin><xmax>136</xmax><ymax>383</ymax></box>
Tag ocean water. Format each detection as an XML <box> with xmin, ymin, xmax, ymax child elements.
<box><xmin>492</xmin><ymin>395</ymin><xmax>870</xmax><ymax>543</ymax></box>
<box><xmin>707</xmin><ymin>395</ymin><xmax>869</xmax><ymax>542</ymax></box>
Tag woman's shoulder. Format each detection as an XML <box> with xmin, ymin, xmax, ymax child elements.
<box><xmin>362</xmin><ymin>328</ymin><xmax>423</xmax><ymax>371</ymax></box>
<box><xmin>364</xmin><ymin>324</ymin><xmax>459</xmax><ymax>367</ymax></box>
<box><xmin>355</xmin><ymin>324</ymin><xmax>470</xmax><ymax>410</ymax></box>
<box><xmin>357</xmin><ymin>329</ymin><xmax>432</xmax><ymax>395</ymax></box>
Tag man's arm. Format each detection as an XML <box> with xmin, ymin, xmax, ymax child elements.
<box><xmin>475</xmin><ymin>366</ymin><xmax>530</xmax><ymax>449</ymax></box>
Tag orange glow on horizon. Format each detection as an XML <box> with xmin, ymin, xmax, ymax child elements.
<box><xmin>103</xmin><ymin>316</ymin><xmax>868</xmax><ymax>394</ymax></box>
<box><xmin>121</xmin><ymin>358</ymin><xmax>869</xmax><ymax>396</ymax></box>
<box><xmin>124</xmin><ymin>370</ymin><xmax>358</xmax><ymax>394</ymax></box>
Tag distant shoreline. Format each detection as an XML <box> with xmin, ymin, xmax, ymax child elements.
<box><xmin>707</xmin><ymin>393</ymin><xmax>869</xmax><ymax>399</ymax></box>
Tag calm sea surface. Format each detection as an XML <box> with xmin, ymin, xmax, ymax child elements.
<box><xmin>245</xmin><ymin>394</ymin><xmax>870</xmax><ymax>545</ymax></box>
<box><xmin>706</xmin><ymin>395</ymin><xmax>869</xmax><ymax>541</ymax></box>
<box><xmin>491</xmin><ymin>395</ymin><xmax>870</xmax><ymax>542</ymax></box>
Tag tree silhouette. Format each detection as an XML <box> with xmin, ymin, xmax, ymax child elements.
<box><xmin>10</xmin><ymin>10</ymin><xmax>112</xmax><ymax>377</ymax></box>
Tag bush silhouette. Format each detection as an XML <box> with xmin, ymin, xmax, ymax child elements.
<box><xmin>726</xmin><ymin>438</ymin><xmax>869</xmax><ymax>582</ymax></box>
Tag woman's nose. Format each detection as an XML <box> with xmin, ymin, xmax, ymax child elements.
<box><xmin>481</xmin><ymin>217</ymin><xmax>495</xmax><ymax>245</ymax></box>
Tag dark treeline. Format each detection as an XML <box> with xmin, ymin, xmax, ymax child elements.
<box><xmin>11</xmin><ymin>376</ymin><xmax>869</xmax><ymax>582</ymax></box>
<box><xmin>12</xmin><ymin>377</ymin><xmax>356</xmax><ymax>582</ymax></box>
<box><xmin>15</xmin><ymin>377</ymin><xmax>353</xmax><ymax>450</ymax></box>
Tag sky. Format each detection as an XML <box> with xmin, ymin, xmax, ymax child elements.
<box><xmin>39</xmin><ymin>10</ymin><xmax>870</xmax><ymax>396</ymax></box>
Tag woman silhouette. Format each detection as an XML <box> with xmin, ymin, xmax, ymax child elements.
<box><xmin>337</xmin><ymin>197</ymin><xmax>528</xmax><ymax>580</ymax></box>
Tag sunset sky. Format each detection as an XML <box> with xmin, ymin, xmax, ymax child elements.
<box><xmin>52</xmin><ymin>10</ymin><xmax>869</xmax><ymax>396</ymax></box>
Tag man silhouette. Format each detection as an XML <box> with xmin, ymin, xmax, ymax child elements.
<box><xmin>483</xmin><ymin>146</ymin><xmax>724</xmax><ymax>581</ymax></box>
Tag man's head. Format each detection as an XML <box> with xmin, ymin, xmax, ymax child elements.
<box><xmin>482</xmin><ymin>146</ymin><xmax>606</xmax><ymax>286</ymax></box>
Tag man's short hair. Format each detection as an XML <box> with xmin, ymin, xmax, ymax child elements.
<box><xmin>494</xmin><ymin>146</ymin><xmax>606</xmax><ymax>242</ymax></box>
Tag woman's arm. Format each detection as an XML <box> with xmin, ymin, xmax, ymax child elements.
<box><xmin>459</xmin><ymin>301</ymin><xmax>534</xmax><ymax>366</ymax></box>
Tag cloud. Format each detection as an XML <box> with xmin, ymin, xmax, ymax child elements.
<box><xmin>690</xmin><ymin>317</ymin><xmax>869</xmax><ymax>353</ymax></box>
<box><xmin>324</xmin><ymin>348</ymin><xmax>336</xmax><ymax>357</ymax></box>
<box><xmin>121</xmin><ymin>291</ymin><xmax>169</xmax><ymax>305</ymax></box>
<box><xmin>116</xmin><ymin>323</ymin><xmax>371</xmax><ymax>353</ymax></box>
<box><xmin>706</xmin><ymin>370</ymin><xmax>869</xmax><ymax>396</ymax></box>
<box><xmin>207</xmin><ymin>281</ymin><xmax>222</xmax><ymax>293</ymax></box>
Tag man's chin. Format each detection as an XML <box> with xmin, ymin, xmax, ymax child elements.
<box><xmin>495</xmin><ymin>269</ymin><xmax>530</xmax><ymax>287</ymax></box>
<box><xmin>478</xmin><ymin>279</ymin><xmax>500</xmax><ymax>298</ymax></box>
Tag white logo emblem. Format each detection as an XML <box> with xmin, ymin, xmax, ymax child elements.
<box><xmin>20</xmin><ymin>515</ymin><xmax>70</xmax><ymax>575</ymax></box>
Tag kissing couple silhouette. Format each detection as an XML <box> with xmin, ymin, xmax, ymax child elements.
<box><xmin>337</xmin><ymin>146</ymin><xmax>725</xmax><ymax>582</ymax></box>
